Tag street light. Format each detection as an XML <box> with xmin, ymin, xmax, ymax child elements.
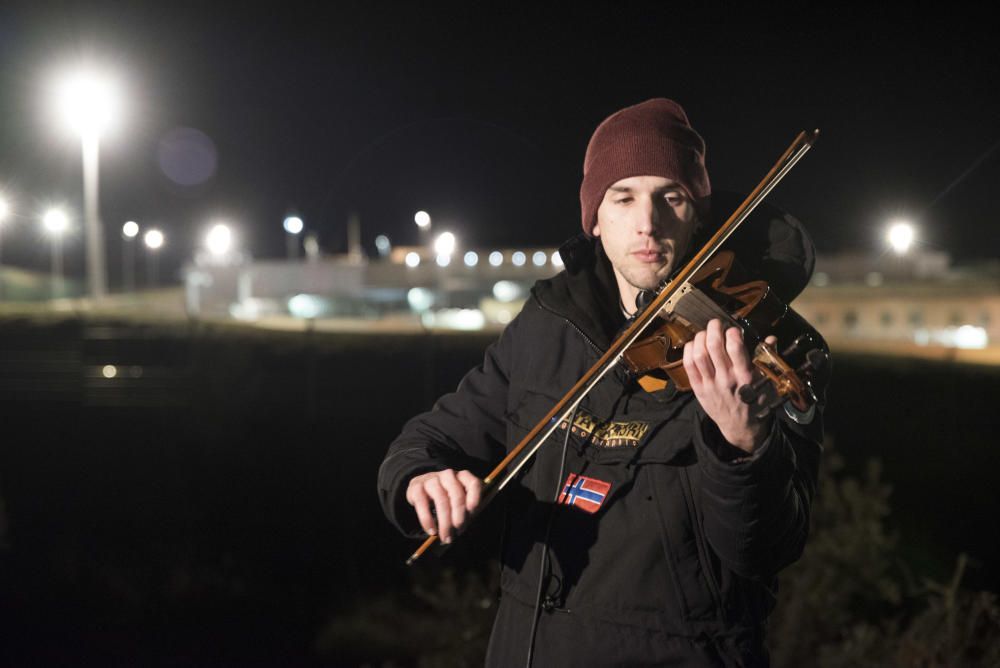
<box><xmin>53</xmin><ymin>66</ymin><xmax>123</xmax><ymax>302</ymax></box>
<box><xmin>122</xmin><ymin>220</ymin><xmax>138</xmax><ymax>293</ymax></box>
<box><xmin>42</xmin><ymin>208</ymin><xmax>69</xmax><ymax>299</ymax></box>
<box><xmin>283</xmin><ymin>215</ymin><xmax>303</xmax><ymax>260</ymax></box>
<box><xmin>374</xmin><ymin>234</ymin><xmax>391</xmax><ymax>259</ymax></box>
<box><xmin>206</xmin><ymin>223</ymin><xmax>233</xmax><ymax>257</ymax></box>
<box><xmin>415</xmin><ymin>210</ymin><xmax>431</xmax><ymax>248</ymax></box>
<box><xmin>887</xmin><ymin>220</ymin><xmax>915</xmax><ymax>254</ymax></box>
<box><xmin>143</xmin><ymin>228</ymin><xmax>164</xmax><ymax>287</ymax></box>
<box><xmin>433</xmin><ymin>232</ymin><xmax>456</xmax><ymax>268</ymax></box>
<box><xmin>434</xmin><ymin>232</ymin><xmax>456</xmax><ymax>255</ymax></box>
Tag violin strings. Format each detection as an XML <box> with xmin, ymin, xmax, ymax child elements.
<box><xmin>674</xmin><ymin>289</ymin><xmax>740</xmax><ymax>331</ymax></box>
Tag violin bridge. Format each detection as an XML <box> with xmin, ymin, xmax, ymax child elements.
<box><xmin>656</xmin><ymin>283</ymin><xmax>694</xmax><ymax>316</ymax></box>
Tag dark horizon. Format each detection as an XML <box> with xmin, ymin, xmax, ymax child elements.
<box><xmin>1</xmin><ymin>6</ymin><xmax>997</xmax><ymax>286</ymax></box>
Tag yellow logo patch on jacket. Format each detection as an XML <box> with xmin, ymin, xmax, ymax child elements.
<box><xmin>558</xmin><ymin>409</ymin><xmax>649</xmax><ymax>448</ymax></box>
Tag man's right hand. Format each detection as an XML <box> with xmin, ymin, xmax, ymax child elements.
<box><xmin>405</xmin><ymin>469</ymin><xmax>483</xmax><ymax>544</ymax></box>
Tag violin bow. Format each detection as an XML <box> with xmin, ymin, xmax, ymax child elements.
<box><xmin>406</xmin><ymin>129</ymin><xmax>820</xmax><ymax>565</ymax></box>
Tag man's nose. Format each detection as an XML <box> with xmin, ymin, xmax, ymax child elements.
<box><xmin>635</xmin><ymin>197</ymin><xmax>660</xmax><ymax>235</ymax></box>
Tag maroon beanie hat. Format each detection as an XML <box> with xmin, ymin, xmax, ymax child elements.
<box><xmin>580</xmin><ymin>98</ymin><xmax>711</xmax><ymax>236</ymax></box>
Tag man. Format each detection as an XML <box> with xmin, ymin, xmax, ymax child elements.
<box><xmin>378</xmin><ymin>99</ymin><xmax>824</xmax><ymax>666</ymax></box>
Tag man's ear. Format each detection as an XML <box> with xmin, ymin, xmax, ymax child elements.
<box><xmin>592</xmin><ymin>221</ymin><xmax>601</xmax><ymax>237</ymax></box>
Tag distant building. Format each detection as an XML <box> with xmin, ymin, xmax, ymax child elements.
<box><xmin>183</xmin><ymin>245</ymin><xmax>564</xmax><ymax>327</ymax></box>
<box><xmin>183</xmin><ymin>246</ymin><xmax>1000</xmax><ymax>350</ymax></box>
<box><xmin>795</xmin><ymin>252</ymin><xmax>999</xmax><ymax>350</ymax></box>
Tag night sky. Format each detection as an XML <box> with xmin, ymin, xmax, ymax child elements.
<box><xmin>0</xmin><ymin>5</ymin><xmax>996</xmax><ymax>285</ymax></box>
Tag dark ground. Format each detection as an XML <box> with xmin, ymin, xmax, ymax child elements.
<box><xmin>0</xmin><ymin>316</ymin><xmax>996</xmax><ymax>665</ymax></box>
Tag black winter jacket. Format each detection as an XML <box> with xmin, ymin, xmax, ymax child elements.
<box><xmin>378</xmin><ymin>196</ymin><xmax>826</xmax><ymax>667</ymax></box>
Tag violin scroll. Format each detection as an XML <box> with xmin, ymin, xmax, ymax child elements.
<box><xmin>738</xmin><ymin>333</ymin><xmax>829</xmax><ymax>419</ymax></box>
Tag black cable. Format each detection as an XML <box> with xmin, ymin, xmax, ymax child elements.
<box><xmin>524</xmin><ymin>403</ymin><xmax>579</xmax><ymax>668</ymax></box>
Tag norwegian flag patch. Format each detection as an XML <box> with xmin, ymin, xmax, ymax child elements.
<box><xmin>557</xmin><ymin>473</ymin><xmax>612</xmax><ymax>514</ymax></box>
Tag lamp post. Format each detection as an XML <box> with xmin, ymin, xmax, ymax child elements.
<box><xmin>122</xmin><ymin>220</ymin><xmax>138</xmax><ymax>293</ymax></box>
<box><xmin>283</xmin><ymin>215</ymin><xmax>303</xmax><ymax>259</ymax></box>
<box><xmin>432</xmin><ymin>231</ymin><xmax>456</xmax><ymax>307</ymax></box>
<box><xmin>143</xmin><ymin>228</ymin><xmax>164</xmax><ymax>287</ymax></box>
<box><xmin>54</xmin><ymin>67</ymin><xmax>122</xmax><ymax>302</ymax></box>
<box><xmin>0</xmin><ymin>196</ymin><xmax>8</xmax><ymax>299</ymax></box>
<box><xmin>43</xmin><ymin>208</ymin><xmax>69</xmax><ymax>299</ymax></box>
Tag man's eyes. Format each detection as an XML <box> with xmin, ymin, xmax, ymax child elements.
<box><xmin>613</xmin><ymin>194</ymin><xmax>684</xmax><ymax>205</ymax></box>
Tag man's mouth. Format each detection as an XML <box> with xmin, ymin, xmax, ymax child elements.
<box><xmin>632</xmin><ymin>250</ymin><xmax>665</xmax><ymax>263</ymax></box>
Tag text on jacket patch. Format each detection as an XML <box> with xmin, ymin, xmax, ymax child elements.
<box><xmin>557</xmin><ymin>409</ymin><xmax>650</xmax><ymax>448</ymax></box>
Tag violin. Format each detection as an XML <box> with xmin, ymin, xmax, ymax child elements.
<box><xmin>622</xmin><ymin>248</ymin><xmax>828</xmax><ymax>417</ymax></box>
<box><xmin>405</xmin><ymin>129</ymin><xmax>828</xmax><ymax>565</ymax></box>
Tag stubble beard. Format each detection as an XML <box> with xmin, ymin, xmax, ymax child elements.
<box><xmin>623</xmin><ymin>254</ymin><xmax>675</xmax><ymax>292</ymax></box>
<box><xmin>612</xmin><ymin>255</ymin><xmax>675</xmax><ymax>314</ymax></box>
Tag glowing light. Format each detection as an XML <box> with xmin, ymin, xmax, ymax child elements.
<box><xmin>865</xmin><ymin>272</ymin><xmax>883</xmax><ymax>287</ymax></box>
<box><xmin>464</xmin><ymin>251</ymin><xmax>479</xmax><ymax>267</ymax></box>
<box><xmin>43</xmin><ymin>208</ymin><xmax>69</xmax><ymax>234</ymax></box>
<box><xmin>496</xmin><ymin>309</ymin><xmax>512</xmax><ymax>324</ymax></box>
<box><xmin>0</xmin><ymin>197</ymin><xmax>8</xmax><ymax>222</ymax></box>
<box><xmin>532</xmin><ymin>251</ymin><xmax>547</xmax><ymax>267</ymax></box>
<box><xmin>430</xmin><ymin>308</ymin><xmax>485</xmax><ymax>331</ymax></box>
<box><xmin>450</xmin><ymin>309</ymin><xmax>486</xmax><ymax>330</ymax></box>
<box><xmin>434</xmin><ymin>232</ymin><xmax>456</xmax><ymax>256</ymax></box>
<box><xmin>54</xmin><ymin>67</ymin><xmax>122</xmax><ymax>137</ymax></box>
<box><xmin>512</xmin><ymin>251</ymin><xmax>526</xmax><ymax>267</ymax></box>
<box><xmin>436</xmin><ymin>253</ymin><xmax>451</xmax><ymax>267</ymax></box>
<box><xmin>551</xmin><ymin>251</ymin><xmax>563</xmax><ymax>268</ymax></box>
<box><xmin>955</xmin><ymin>325</ymin><xmax>988</xmax><ymax>349</ymax></box>
<box><xmin>406</xmin><ymin>287</ymin><xmax>434</xmax><ymax>312</ymax></box>
<box><xmin>283</xmin><ymin>216</ymin><xmax>304</xmax><ymax>234</ymax></box>
<box><xmin>375</xmin><ymin>235</ymin><xmax>391</xmax><ymax>255</ymax></box>
<box><xmin>102</xmin><ymin>365</ymin><xmax>117</xmax><ymax>379</ymax></box>
<box><xmin>887</xmin><ymin>220</ymin><xmax>915</xmax><ymax>254</ymax></box>
<box><xmin>414</xmin><ymin>211</ymin><xmax>431</xmax><ymax>228</ymax></box>
<box><xmin>122</xmin><ymin>221</ymin><xmax>138</xmax><ymax>238</ymax></box>
<box><xmin>493</xmin><ymin>280</ymin><xmax>522</xmax><ymax>302</ymax></box>
<box><xmin>812</xmin><ymin>272</ymin><xmax>829</xmax><ymax>287</ymax></box>
<box><xmin>914</xmin><ymin>325</ymin><xmax>988</xmax><ymax>349</ymax></box>
<box><xmin>489</xmin><ymin>251</ymin><xmax>503</xmax><ymax>267</ymax></box>
<box><xmin>206</xmin><ymin>223</ymin><xmax>232</xmax><ymax>255</ymax></box>
<box><xmin>405</xmin><ymin>252</ymin><xmax>421</xmax><ymax>268</ymax></box>
<box><xmin>144</xmin><ymin>228</ymin><xmax>164</xmax><ymax>250</ymax></box>
<box><xmin>288</xmin><ymin>294</ymin><xmax>325</xmax><ymax>319</ymax></box>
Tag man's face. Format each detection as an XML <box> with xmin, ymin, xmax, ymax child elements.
<box><xmin>593</xmin><ymin>175</ymin><xmax>698</xmax><ymax>300</ymax></box>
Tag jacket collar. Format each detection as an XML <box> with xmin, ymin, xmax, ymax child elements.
<box><xmin>531</xmin><ymin>234</ymin><xmax>625</xmax><ymax>351</ymax></box>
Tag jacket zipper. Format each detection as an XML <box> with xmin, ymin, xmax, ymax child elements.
<box><xmin>532</xmin><ymin>295</ymin><xmax>603</xmax><ymax>353</ymax></box>
<box><xmin>532</xmin><ymin>296</ymin><xmax>638</xmax><ymax>388</ymax></box>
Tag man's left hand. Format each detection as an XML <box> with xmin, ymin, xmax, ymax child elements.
<box><xmin>682</xmin><ymin>318</ymin><xmax>774</xmax><ymax>454</ymax></box>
